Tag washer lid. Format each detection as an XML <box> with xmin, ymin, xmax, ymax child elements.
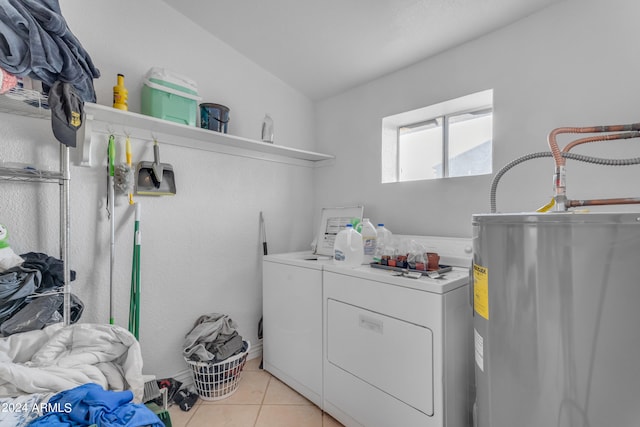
<box><xmin>263</xmin><ymin>251</ymin><xmax>333</xmax><ymax>270</ymax></box>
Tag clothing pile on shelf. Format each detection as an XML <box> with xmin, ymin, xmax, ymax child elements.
<box><xmin>0</xmin><ymin>251</ymin><xmax>83</xmax><ymax>336</ymax></box>
<box><xmin>0</xmin><ymin>67</ymin><xmax>18</xmax><ymax>94</ymax></box>
<box><xmin>0</xmin><ymin>0</ymin><xmax>100</xmax><ymax>102</ymax></box>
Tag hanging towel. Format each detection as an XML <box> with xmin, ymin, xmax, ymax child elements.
<box><xmin>0</xmin><ymin>0</ymin><xmax>100</xmax><ymax>102</ymax></box>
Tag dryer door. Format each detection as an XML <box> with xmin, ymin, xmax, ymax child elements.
<box><xmin>327</xmin><ymin>298</ymin><xmax>434</xmax><ymax>416</ymax></box>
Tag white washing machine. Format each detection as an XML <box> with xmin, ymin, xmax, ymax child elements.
<box><xmin>323</xmin><ymin>236</ymin><xmax>474</xmax><ymax>427</ymax></box>
<box><xmin>262</xmin><ymin>251</ymin><xmax>332</xmax><ymax>407</ymax></box>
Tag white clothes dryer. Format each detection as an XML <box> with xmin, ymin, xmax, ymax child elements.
<box><xmin>322</xmin><ymin>236</ymin><xmax>474</xmax><ymax>427</ymax></box>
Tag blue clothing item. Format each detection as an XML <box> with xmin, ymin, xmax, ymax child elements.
<box><xmin>0</xmin><ymin>394</ymin><xmax>49</xmax><ymax>427</ymax></box>
<box><xmin>0</xmin><ymin>0</ymin><xmax>100</xmax><ymax>102</ymax></box>
<box><xmin>29</xmin><ymin>412</ymin><xmax>75</xmax><ymax>427</ymax></box>
<box><xmin>28</xmin><ymin>383</ymin><xmax>164</xmax><ymax>427</ymax></box>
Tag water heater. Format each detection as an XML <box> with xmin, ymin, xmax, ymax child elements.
<box><xmin>472</xmin><ymin>212</ymin><xmax>640</xmax><ymax>427</ymax></box>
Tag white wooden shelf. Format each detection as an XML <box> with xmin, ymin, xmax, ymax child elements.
<box><xmin>79</xmin><ymin>103</ymin><xmax>334</xmax><ymax>167</ymax></box>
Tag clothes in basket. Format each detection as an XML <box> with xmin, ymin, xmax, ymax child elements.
<box><xmin>182</xmin><ymin>313</ymin><xmax>245</xmax><ymax>362</ymax></box>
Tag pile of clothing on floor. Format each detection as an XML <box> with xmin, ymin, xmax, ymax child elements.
<box><xmin>0</xmin><ymin>322</ymin><xmax>145</xmax><ymax>399</ymax></box>
<box><xmin>183</xmin><ymin>313</ymin><xmax>246</xmax><ymax>364</ymax></box>
<box><xmin>13</xmin><ymin>383</ymin><xmax>162</xmax><ymax>427</ymax></box>
<box><xmin>0</xmin><ymin>322</ymin><xmax>157</xmax><ymax>426</ymax></box>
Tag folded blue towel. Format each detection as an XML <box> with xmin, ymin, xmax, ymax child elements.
<box><xmin>0</xmin><ymin>0</ymin><xmax>100</xmax><ymax>102</ymax></box>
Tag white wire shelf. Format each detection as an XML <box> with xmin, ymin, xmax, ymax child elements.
<box><xmin>0</xmin><ymin>165</ymin><xmax>65</xmax><ymax>183</ymax></box>
<box><xmin>0</xmin><ymin>90</ymin><xmax>60</xmax><ymax>183</ymax></box>
<box><xmin>0</xmin><ymin>87</ymin><xmax>50</xmax><ymax>119</ymax></box>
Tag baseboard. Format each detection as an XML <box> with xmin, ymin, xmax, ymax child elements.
<box><xmin>173</xmin><ymin>340</ymin><xmax>263</xmax><ymax>389</ymax></box>
<box><xmin>173</xmin><ymin>368</ymin><xmax>194</xmax><ymax>388</ymax></box>
<box><xmin>248</xmin><ymin>340</ymin><xmax>263</xmax><ymax>361</ymax></box>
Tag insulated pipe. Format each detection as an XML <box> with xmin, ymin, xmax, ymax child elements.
<box><xmin>490</xmin><ymin>152</ymin><xmax>552</xmax><ymax>213</ymax></box>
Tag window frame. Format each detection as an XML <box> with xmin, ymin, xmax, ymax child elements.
<box><xmin>381</xmin><ymin>89</ymin><xmax>493</xmax><ymax>184</ymax></box>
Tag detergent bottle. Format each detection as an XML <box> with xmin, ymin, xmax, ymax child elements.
<box><xmin>333</xmin><ymin>224</ymin><xmax>363</xmax><ymax>267</ymax></box>
<box><xmin>359</xmin><ymin>218</ymin><xmax>378</xmax><ymax>264</ymax></box>
<box><xmin>113</xmin><ymin>74</ymin><xmax>128</xmax><ymax>111</ymax></box>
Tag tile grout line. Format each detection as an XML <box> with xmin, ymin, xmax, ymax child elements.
<box><xmin>182</xmin><ymin>401</ymin><xmax>200</xmax><ymax>427</ymax></box>
<box><xmin>253</xmin><ymin>375</ymin><xmax>272</xmax><ymax>427</ymax></box>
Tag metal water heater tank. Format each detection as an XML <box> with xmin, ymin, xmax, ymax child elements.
<box><xmin>472</xmin><ymin>212</ymin><xmax>640</xmax><ymax>427</ymax></box>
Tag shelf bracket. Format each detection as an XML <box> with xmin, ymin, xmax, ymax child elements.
<box><xmin>77</xmin><ymin>112</ymin><xmax>94</xmax><ymax>167</ymax></box>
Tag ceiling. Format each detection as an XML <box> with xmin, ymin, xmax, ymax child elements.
<box><xmin>163</xmin><ymin>0</ymin><xmax>563</xmax><ymax>101</ymax></box>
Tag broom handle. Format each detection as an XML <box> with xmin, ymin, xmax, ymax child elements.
<box><xmin>260</xmin><ymin>211</ymin><xmax>268</xmax><ymax>255</ymax></box>
<box><xmin>108</xmin><ymin>136</ymin><xmax>116</xmax><ymax>325</ymax></box>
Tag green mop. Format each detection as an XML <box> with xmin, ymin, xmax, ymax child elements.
<box><xmin>129</xmin><ymin>203</ymin><xmax>141</xmax><ymax>339</ymax></box>
<box><xmin>128</xmin><ymin>203</ymin><xmax>171</xmax><ymax>425</ymax></box>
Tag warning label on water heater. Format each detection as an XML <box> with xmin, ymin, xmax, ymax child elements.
<box><xmin>473</xmin><ymin>264</ymin><xmax>489</xmax><ymax>320</ymax></box>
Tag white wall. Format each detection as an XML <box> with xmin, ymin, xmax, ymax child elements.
<box><xmin>0</xmin><ymin>0</ymin><xmax>317</xmax><ymax>379</ymax></box>
<box><xmin>314</xmin><ymin>0</ymin><xmax>640</xmax><ymax>238</ymax></box>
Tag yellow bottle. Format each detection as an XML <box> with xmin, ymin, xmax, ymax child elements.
<box><xmin>113</xmin><ymin>73</ymin><xmax>128</xmax><ymax>111</ymax></box>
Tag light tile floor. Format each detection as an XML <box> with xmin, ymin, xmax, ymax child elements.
<box><xmin>168</xmin><ymin>357</ymin><xmax>344</xmax><ymax>427</ymax></box>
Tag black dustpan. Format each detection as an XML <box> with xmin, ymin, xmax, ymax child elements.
<box><xmin>135</xmin><ymin>140</ymin><xmax>176</xmax><ymax>196</ymax></box>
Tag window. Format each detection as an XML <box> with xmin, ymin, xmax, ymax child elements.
<box><xmin>382</xmin><ymin>89</ymin><xmax>493</xmax><ymax>183</ymax></box>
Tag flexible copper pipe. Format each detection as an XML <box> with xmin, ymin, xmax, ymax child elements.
<box><xmin>562</xmin><ymin>131</ymin><xmax>640</xmax><ymax>153</ymax></box>
<box><xmin>568</xmin><ymin>197</ymin><xmax>640</xmax><ymax>208</ymax></box>
<box><xmin>548</xmin><ymin>123</ymin><xmax>640</xmax><ymax>167</ymax></box>
<box><xmin>548</xmin><ymin>127</ymin><xmax>580</xmax><ymax>167</ymax></box>
<box><xmin>548</xmin><ymin>123</ymin><xmax>640</xmax><ymax>210</ymax></box>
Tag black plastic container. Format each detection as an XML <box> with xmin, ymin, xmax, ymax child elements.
<box><xmin>200</xmin><ymin>103</ymin><xmax>229</xmax><ymax>133</ymax></box>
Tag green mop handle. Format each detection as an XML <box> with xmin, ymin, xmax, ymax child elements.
<box><xmin>129</xmin><ymin>203</ymin><xmax>141</xmax><ymax>339</ymax></box>
<box><xmin>108</xmin><ymin>136</ymin><xmax>115</xmax><ymax>177</ymax></box>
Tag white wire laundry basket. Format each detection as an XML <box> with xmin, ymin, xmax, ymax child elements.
<box><xmin>185</xmin><ymin>340</ymin><xmax>250</xmax><ymax>401</ymax></box>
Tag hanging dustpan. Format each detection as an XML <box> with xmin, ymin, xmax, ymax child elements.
<box><xmin>135</xmin><ymin>139</ymin><xmax>176</xmax><ymax>196</ymax></box>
